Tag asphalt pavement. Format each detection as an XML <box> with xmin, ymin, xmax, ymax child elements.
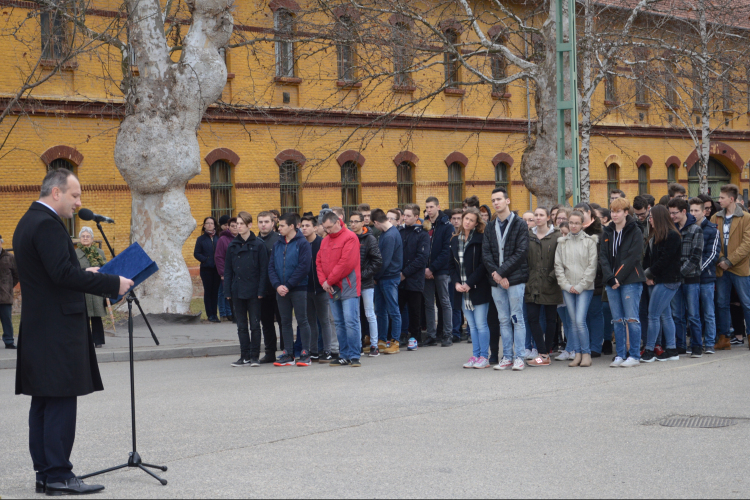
<box><xmin>1</xmin><ymin>343</ymin><xmax>749</xmax><ymax>498</ymax></box>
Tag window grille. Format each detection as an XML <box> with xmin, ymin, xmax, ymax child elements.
<box><xmin>210</xmin><ymin>160</ymin><xmax>234</xmax><ymax>221</ymax></box>
<box><xmin>275</xmin><ymin>9</ymin><xmax>295</xmax><ymax>78</ymax></box>
<box><xmin>444</xmin><ymin>30</ymin><xmax>460</xmax><ymax>88</ymax></box>
<box><xmin>495</xmin><ymin>162</ymin><xmax>509</xmax><ymax>191</ymax></box>
<box><xmin>40</xmin><ymin>9</ymin><xmax>66</xmax><ymax>60</ymax></box>
<box><xmin>341</xmin><ymin>161</ymin><xmax>360</xmax><ymax>219</ymax></box>
<box><xmin>448</xmin><ymin>162</ymin><xmax>464</xmax><ymax>210</ymax></box>
<box><xmin>638</xmin><ymin>165</ymin><xmax>649</xmax><ymax>195</ymax></box>
<box><xmin>607</xmin><ymin>164</ymin><xmax>620</xmax><ymax>194</ymax></box>
<box><xmin>397</xmin><ymin>162</ymin><xmax>414</xmax><ymax>208</ymax></box>
<box><xmin>337</xmin><ymin>16</ymin><xmax>356</xmax><ymax>82</ymax></box>
<box><xmin>279</xmin><ymin>160</ymin><xmax>300</xmax><ymax>214</ymax></box>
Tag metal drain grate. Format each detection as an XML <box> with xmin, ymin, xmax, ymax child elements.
<box><xmin>660</xmin><ymin>416</ymin><xmax>739</xmax><ymax>428</ymax></box>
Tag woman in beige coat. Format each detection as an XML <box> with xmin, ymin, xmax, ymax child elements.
<box><xmin>554</xmin><ymin>211</ymin><xmax>599</xmax><ymax>367</ymax></box>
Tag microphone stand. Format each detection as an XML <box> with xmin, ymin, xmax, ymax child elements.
<box><xmin>79</xmin><ymin>221</ymin><xmax>168</xmax><ymax>486</ymax></box>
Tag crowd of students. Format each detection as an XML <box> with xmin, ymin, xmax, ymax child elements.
<box><xmin>193</xmin><ymin>182</ymin><xmax>750</xmax><ymax>370</ymax></box>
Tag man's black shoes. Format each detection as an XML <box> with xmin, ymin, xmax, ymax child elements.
<box><xmin>422</xmin><ymin>337</ymin><xmax>437</xmax><ymax>347</ymax></box>
<box><xmin>45</xmin><ymin>478</ymin><xmax>104</xmax><ymax>496</ymax></box>
<box><xmin>231</xmin><ymin>357</ymin><xmax>252</xmax><ymax>367</ymax></box>
<box><xmin>5</xmin><ymin>343</ymin><xmax>16</xmax><ymax>349</ymax></box>
<box><xmin>36</xmin><ymin>480</ymin><xmax>46</xmax><ymax>494</ymax></box>
<box><xmin>259</xmin><ymin>354</ymin><xmax>275</xmax><ymax>364</ymax></box>
<box><xmin>590</xmin><ymin>351</ymin><xmax>601</xmax><ymax>358</ymax></box>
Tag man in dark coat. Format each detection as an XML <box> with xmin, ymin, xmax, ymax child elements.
<box><xmin>13</xmin><ymin>169</ymin><xmax>131</xmax><ymax>496</ymax></box>
<box><xmin>399</xmin><ymin>204</ymin><xmax>430</xmax><ymax>347</ymax></box>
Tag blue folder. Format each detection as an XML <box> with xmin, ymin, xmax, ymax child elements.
<box><xmin>98</xmin><ymin>242</ymin><xmax>159</xmax><ymax>302</ymax></box>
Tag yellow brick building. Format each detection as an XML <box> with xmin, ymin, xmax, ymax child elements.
<box><xmin>1</xmin><ymin>0</ymin><xmax>749</xmax><ymax>270</ymax></box>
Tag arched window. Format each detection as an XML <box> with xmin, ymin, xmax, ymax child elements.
<box><xmin>337</xmin><ymin>16</ymin><xmax>356</xmax><ymax>82</ymax></box>
<box><xmin>397</xmin><ymin>161</ymin><xmax>414</xmax><ymax>208</ymax></box>
<box><xmin>688</xmin><ymin>158</ymin><xmax>731</xmax><ymax>199</ymax></box>
<box><xmin>607</xmin><ymin>163</ymin><xmax>620</xmax><ymax>194</ymax></box>
<box><xmin>210</xmin><ymin>160</ymin><xmax>234</xmax><ymax>220</ymax></box>
<box><xmin>638</xmin><ymin>164</ymin><xmax>650</xmax><ymax>195</ymax></box>
<box><xmin>279</xmin><ymin>160</ymin><xmax>301</xmax><ymax>214</ymax></box>
<box><xmin>448</xmin><ymin>162</ymin><xmax>464</xmax><ymax>210</ymax></box>
<box><xmin>47</xmin><ymin>158</ymin><xmax>77</xmax><ymax>237</ymax></box>
<box><xmin>341</xmin><ymin>161</ymin><xmax>360</xmax><ymax>219</ymax></box>
<box><xmin>667</xmin><ymin>164</ymin><xmax>677</xmax><ymax>184</ymax></box>
<box><xmin>275</xmin><ymin>9</ymin><xmax>295</xmax><ymax>78</ymax></box>
<box><xmin>495</xmin><ymin>162</ymin><xmax>509</xmax><ymax>191</ymax></box>
<box><xmin>444</xmin><ymin>30</ymin><xmax>460</xmax><ymax>88</ymax></box>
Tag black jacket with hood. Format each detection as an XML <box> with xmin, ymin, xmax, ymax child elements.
<box><xmin>357</xmin><ymin>227</ymin><xmax>383</xmax><ymax>290</ymax></box>
<box><xmin>482</xmin><ymin>212</ymin><xmax>529</xmax><ymax>287</ymax></box>
<box><xmin>427</xmin><ymin>211</ymin><xmax>454</xmax><ymax>276</ymax></box>
<box><xmin>600</xmin><ymin>215</ymin><xmax>647</xmax><ymax>288</ymax></box>
<box><xmin>400</xmin><ymin>224</ymin><xmax>430</xmax><ymax>291</ymax></box>
<box><xmin>224</xmin><ymin>232</ymin><xmax>269</xmax><ymax>300</ymax></box>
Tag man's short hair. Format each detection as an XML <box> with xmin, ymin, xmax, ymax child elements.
<box><xmin>667</xmin><ymin>198</ymin><xmax>689</xmax><ymax>213</ymax></box>
<box><xmin>270</xmin><ymin>209</ymin><xmax>281</xmax><ymax>217</ymax></box>
<box><xmin>301</xmin><ymin>213</ymin><xmax>317</xmax><ymax>226</ymax></box>
<box><xmin>449</xmin><ymin>208</ymin><xmax>463</xmax><ymax>217</ymax></box>
<box><xmin>598</xmin><ymin>208</ymin><xmax>611</xmax><ymax>221</ymax></box>
<box><xmin>279</xmin><ymin>212</ymin><xmax>300</xmax><ymax>228</ymax></box>
<box><xmin>349</xmin><ymin>211</ymin><xmax>363</xmax><ymax>221</ymax></box>
<box><xmin>610</xmin><ymin>189</ymin><xmax>626</xmax><ymax>198</ymax></box>
<box><xmin>463</xmin><ymin>195</ymin><xmax>480</xmax><ymax>209</ymax></box>
<box><xmin>403</xmin><ymin>203</ymin><xmax>420</xmax><ymax>216</ymax></box>
<box><xmin>721</xmin><ymin>184</ymin><xmax>740</xmax><ymax>201</ymax></box>
<box><xmin>371</xmin><ymin>208</ymin><xmax>387</xmax><ymax>224</ymax></box>
<box><xmin>589</xmin><ymin>203</ymin><xmax>601</xmax><ymax>210</ymax></box>
<box><xmin>491</xmin><ymin>187</ymin><xmax>508</xmax><ymax>198</ymax></box>
<box><xmin>258</xmin><ymin>211</ymin><xmax>274</xmax><ymax>221</ymax></box>
<box><xmin>357</xmin><ymin>203</ymin><xmax>371</xmax><ymax>212</ymax></box>
<box><xmin>237</xmin><ymin>211</ymin><xmax>253</xmax><ymax>225</ymax></box>
<box><xmin>425</xmin><ymin>196</ymin><xmax>439</xmax><ymax>205</ymax></box>
<box><xmin>331</xmin><ymin>206</ymin><xmax>345</xmax><ymax>218</ymax></box>
<box><xmin>668</xmin><ymin>183</ymin><xmax>687</xmax><ymax>197</ymax></box>
<box><xmin>610</xmin><ymin>198</ymin><xmax>630</xmax><ymax>213</ymax></box>
<box><xmin>642</xmin><ymin>194</ymin><xmax>656</xmax><ymax>207</ymax></box>
<box><xmin>228</xmin><ymin>217</ymin><xmax>238</xmax><ymax>225</ymax></box>
<box><xmin>40</xmin><ymin>168</ymin><xmax>77</xmax><ymax>198</ymax></box>
<box><xmin>321</xmin><ymin>211</ymin><xmax>341</xmax><ymax>225</ymax></box>
<box><xmin>688</xmin><ymin>197</ymin><xmax>704</xmax><ymax>208</ymax></box>
<box><xmin>633</xmin><ymin>195</ymin><xmax>649</xmax><ymax>211</ymax></box>
<box><xmin>387</xmin><ymin>208</ymin><xmax>400</xmax><ymax>218</ymax></box>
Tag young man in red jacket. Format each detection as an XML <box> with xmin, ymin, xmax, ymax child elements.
<box><xmin>317</xmin><ymin>211</ymin><xmax>362</xmax><ymax>366</ymax></box>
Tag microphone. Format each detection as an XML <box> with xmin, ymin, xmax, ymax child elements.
<box><xmin>78</xmin><ymin>208</ymin><xmax>114</xmax><ymax>224</ymax></box>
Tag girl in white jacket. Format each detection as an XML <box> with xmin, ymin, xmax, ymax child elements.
<box><xmin>554</xmin><ymin>211</ymin><xmax>599</xmax><ymax>367</ymax></box>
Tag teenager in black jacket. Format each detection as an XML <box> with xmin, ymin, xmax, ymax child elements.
<box><xmin>194</xmin><ymin>217</ymin><xmax>220</xmax><ymax>322</ymax></box>
<box><xmin>224</xmin><ymin>212</ymin><xmax>269</xmax><ymax>366</ymax></box>
<box><xmin>599</xmin><ymin>198</ymin><xmax>646</xmax><ymax>367</ymax></box>
<box><xmin>641</xmin><ymin>205</ymin><xmax>682</xmax><ymax>363</ymax></box>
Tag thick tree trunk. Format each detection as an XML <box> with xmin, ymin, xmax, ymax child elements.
<box><xmin>115</xmin><ymin>0</ymin><xmax>233</xmax><ymax>314</ymax></box>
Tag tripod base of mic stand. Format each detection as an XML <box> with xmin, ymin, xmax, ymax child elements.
<box><xmin>79</xmin><ymin>452</ymin><xmax>168</xmax><ymax>485</ymax></box>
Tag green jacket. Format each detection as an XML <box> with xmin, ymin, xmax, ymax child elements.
<box><xmin>75</xmin><ymin>247</ymin><xmax>108</xmax><ymax>318</ymax></box>
<box><xmin>525</xmin><ymin>226</ymin><xmax>563</xmax><ymax>305</ymax></box>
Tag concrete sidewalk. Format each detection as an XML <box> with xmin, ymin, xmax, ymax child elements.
<box><xmin>0</xmin><ymin>319</ymin><xmax>244</xmax><ymax>370</ymax></box>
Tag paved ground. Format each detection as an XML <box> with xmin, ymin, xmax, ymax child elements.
<box><xmin>1</xmin><ymin>343</ymin><xmax>749</xmax><ymax>499</ymax></box>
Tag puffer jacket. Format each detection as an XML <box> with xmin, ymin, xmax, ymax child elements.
<box><xmin>712</xmin><ymin>204</ymin><xmax>750</xmax><ymax>277</ymax></box>
<box><xmin>400</xmin><ymin>224</ymin><xmax>430</xmax><ymax>292</ymax></box>
<box><xmin>644</xmin><ymin>230</ymin><xmax>682</xmax><ymax>284</ymax></box>
<box><xmin>699</xmin><ymin>217</ymin><xmax>720</xmax><ymax>284</ymax></box>
<box><xmin>600</xmin><ymin>216</ymin><xmax>646</xmax><ymax>287</ymax></box>
<box><xmin>584</xmin><ymin>218</ymin><xmax>604</xmax><ymax>295</ymax></box>
<box><xmin>427</xmin><ymin>211</ymin><xmax>453</xmax><ymax>276</ymax></box>
<box><xmin>676</xmin><ymin>214</ymin><xmax>703</xmax><ymax>284</ymax></box>
<box><xmin>317</xmin><ymin>225</ymin><xmax>361</xmax><ymax>300</ymax></box>
<box><xmin>0</xmin><ymin>248</ymin><xmax>19</xmax><ymax>305</ymax></box>
<box><xmin>268</xmin><ymin>229</ymin><xmax>311</xmax><ymax>293</ymax></box>
<box><xmin>224</xmin><ymin>233</ymin><xmax>269</xmax><ymax>300</ymax></box>
<box><xmin>357</xmin><ymin>227</ymin><xmax>382</xmax><ymax>290</ymax></box>
<box><xmin>482</xmin><ymin>212</ymin><xmax>529</xmax><ymax>286</ymax></box>
<box><xmin>449</xmin><ymin>231</ymin><xmax>491</xmax><ymax>306</ymax></box>
<box><xmin>554</xmin><ymin>230</ymin><xmax>599</xmax><ymax>294</ymax></box>
<box><xmin>525</xmin><ymin>226</ymin><xmax>563</xmax><ymax>305</ymax></box>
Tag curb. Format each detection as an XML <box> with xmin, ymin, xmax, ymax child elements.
<box><xmin>0</xmin><ymin>343</ymin><xmax>240</xmax><ymax>370</ymax></box>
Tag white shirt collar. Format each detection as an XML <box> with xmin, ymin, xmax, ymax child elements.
<box><xmin>35</xmin><ymin>200</ymin><xmax>58</xmax><ymax>216</ymax></box>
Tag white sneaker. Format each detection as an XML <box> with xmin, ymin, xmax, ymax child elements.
<box><xmin>512</xmin><ymin>358</ymin><xmax>525</xmax><ymax>371</ymax></box>
<box><xmin>521</xmin><ymin>349</ymin><xmax>531</xmax><ymax>359</ymax></box>
<box><xmin>463</xmin><ymin>356</ymin><xmax>477</xmax><ymax>369</ymax></box>
<box><xmin>620</xmin><ymin>357</ymin><xmax>640</xmax><ymax>368</ymax></box>
<box><xmin>494</xmin><ymin>357</ymin><xmax>513</xmax><ymax>370</ymax></box>
<box><xmin>473</xmin><ymin>357</ymin><xmax>490</xmax><ymax>369</ymax></box>
<box><xmin>525</xmin><ymin>349</ymin><xmax>538</xmax><ymax>361</ymax></box>
<box><xmin>610</xmin><ymin>356</ymin><xmax>625</xmax><ymax>367</ymax></box>
<box><xmin>555</xmin><ymin>350</ymin><xmax>573</xmax><ymax>361</ymax></box>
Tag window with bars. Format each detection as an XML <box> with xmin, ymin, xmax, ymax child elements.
<box><xmin>47</xmin><ymin>159</ymin><xmax>77</xmax><ymax>238</ymax></box>
<box><xmin>393</xmin><ymin>23</ymin><xmax>413</xmax><ymax>87</ymax></box>
<box><xmin>495</xmin><ymin>162</ymin><xmax>509</xmax><ymax>191</ymax></box>
<box><xmin>664</xmin><ymin>63</ymin><xmax>677</xmax><ymax>108</ymax></box>
<box><xmin>397</xmin><ymin>162</ymin><xmax>414</xmax><ymax>208</ymax></box>
<box><xmin>210</xmin><ymin>160</ymin><xmax>234</xmax><ymax>221</ymax></box>
<box><xmin>279</xmin><ymin>160</ymin><xmax>301</xmax><ymax>214</ymax></box>
<box><xmin>448</xmin><ymin>162</ymin><xmax>464</xmax><ymax>210</ymax></box>
<box><xmin>604</xmin><ymin>73</ymin><xmax>617</xmax><ymax>102</ymax></box>
<box><xmin>341</xmin><ymin>161</ymin><xmax>360</xmax><ymax>219</ymax></box>
<box><xmin>667</xmin><ymin>164</ymin><xmax>677</xmax><ymax>184</ymax></box>
<box><xmin>607</xmin><ymin>164</ymin><xmax>620</xmax><ymax>194</ymax></box>
<box><xmin>337</xmin><ymin>16</ymin><xmax>356</xmax><ymax>82</ymax></box>
<box><xmin>443</xmin><ymin>30</ymin><xmax>460</xmax><ymax>88</ymax></box>
<box><xmin>40</xmin><ymin>9</ymin><xmax>66</xmax><ymax>60</ymax></box>
<box><xmin>638</xmin><ymin>164</ymin><xmax>649</xmax><ymax>195</ymax></box>
<box><xmin>491</xmin><ymin>54</ymin><xmax>507</xmax><ymax>95</ymax></box>
<box><xmin>275</xmin><ymin>9</ymin><xmax>295</xmax><ymax>78</ymax></box>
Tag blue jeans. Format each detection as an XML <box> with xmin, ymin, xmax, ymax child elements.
<box><xmin>699</xmin><ymin>283</ymin><xmax>717</xmax><ymax>348</ymax></box>
<box><xmin>562</xmin><ymin>290</ymin><xmax>593</xmax><ymax>354</ymax></box>
<box><xmin>606</xmin><ymin>283</ymin><xmax>643</xmax><ymax>360</ymax></box>
<box><xmin>0</xmin><ymin>304</ymin><xmax>13</xmax><ymax>346</ymax></box>
<box><xmin>218</xmin><ymin>282</ymin><xmax>232</xmax><ymax>317</ymax></box>
<box><xmin>671</xmin><ymin>283</ymin><xmax>702</xmax><ymax>349</ymax></box>
<box><xmin>329</xmin><ymin>297</ymin><xmax>361</xmax><ymax>361</ymax></box>
<box><xmin>361</xmin><ymin>288</ymin><xmax>378</xmax><ymax>346</ymax></box>
<box><xmin>559</xmin><ymin>306</ymin><xmax>577</xmax><ymax>352</ymax></box>
<box><xmin>491</xmin><ymin>284</ymin><xmax>527</xmax><ymax>360</ymax></box>
<box><xmin>646</xmin><ymin>284</ymin><xmax>679</xmax><ymax>350</ymax></box>
<box><xmin>374</xmin><ymin>278</ymin><xmax>401</xmax><ymax>344</ymax></box>
<box><xmin>464</xmin><ymin>303</ymin><xmax>490</xmax><ymax>359</ymax></box>
<box><xmin>716</xmin><ymin>272</ymin><xmax>750</xmax><ymax>338</ymax></box>
<box><xmin>586</xmin><ymin>294</ymin><xmax>605</xmax><ymax>353</ymax></box>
